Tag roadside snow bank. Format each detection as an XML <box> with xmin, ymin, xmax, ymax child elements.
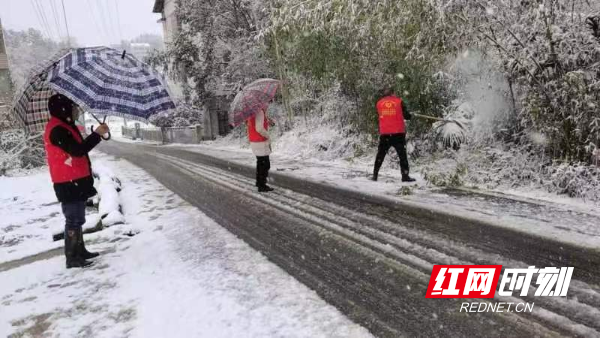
<box><xmin>93</xmin><ymin>161</ymin><xmax>124</xmax><ymax>223</ymax></box>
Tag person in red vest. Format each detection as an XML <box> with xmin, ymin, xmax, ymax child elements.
<box><xmin>44</xmin><ymin>94</ymin><xmax>110</xmax><ymax>268</ymax></box>
<box><xmin>247</xmin><ymin>108</ymin><xmax>274</xmax><ymax>192</ymax></box>
<box><xmin>373</xmin><ymin>87</ymin><xmax>416</xmax><ymax>182</ymax></box>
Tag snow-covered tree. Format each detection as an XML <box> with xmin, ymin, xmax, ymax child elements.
<box><xmin>149</xmin><ymin>0</ymin><xmax>271</xmax><ymax>106</ymax></box>
<box><xmin>264</xmin><ymin>0</ymin><xmax>457</xmax><ymax>136</ymax></box>
<box><xmin>435</xmin><ymin>0</ymin><xmax>600</xmax><ymax>162</ymax></box>
<box><xmin>4</xmin><ymin>28</ymin><xmax>65</xmax><ymax>90</ymax></box>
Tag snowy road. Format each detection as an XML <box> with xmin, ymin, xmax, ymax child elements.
<box><xmin>99</xmin><ymin>141</ymin><xmax>600</xmax><ymax>338</ymax></box>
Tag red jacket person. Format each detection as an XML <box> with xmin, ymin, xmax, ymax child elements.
<box><xmin>44</xmin><ymin>94</ymin><xmax>110</xmax><ymax>268</ymax></box>
<box><xmin>373</xmin><ymin>88</ymin><xmax>416</xmax><ymax>182</ymax></box>
<box><xmin>247</xmin><ymin>109</ymin><xmax>274</xmax><ymax>192</ymax></box>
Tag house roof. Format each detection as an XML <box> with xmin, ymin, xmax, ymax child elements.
<box><xmin>152</xmin><ymin>0</ymin><xmax>165</xmax><ymax>13</ymax></box>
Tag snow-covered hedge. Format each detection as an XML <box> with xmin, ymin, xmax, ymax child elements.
<box><xmin>420</xmin><ymin>145</ymin><xmax>600</xmax><ymax>203</ymax></box>
<box><xmin>149</xmin><ymin>100</ymin><xmax>204</xmax><ymax>128</ymax></box>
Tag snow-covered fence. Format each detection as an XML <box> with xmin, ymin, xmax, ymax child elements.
<box><xmin>142</xmin><ymin>128</ymin><xmax>163</xmax><ymax>143</ymax></box>
<box><xmin>121</xmin><ymin>125</ymin><xmax>203</xmax><ymax>145</ymax></box>
<box><xmin>162</xmin><ymin>125</ymin><xmax>202</xmax><ymax>144</ymax></box>
<box><xmin>121</xmin><ymin>126</ymin><xmax>137</xmax><ymax>139</ymax></box>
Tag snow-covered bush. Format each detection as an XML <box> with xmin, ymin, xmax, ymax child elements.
<box><xmin>275</xmin><ymin>84</ymin><xmax>371</xmax><ymax>161</ymax></box>
<box><xmin>265</xmin><ymin>0</ymin><xmax>456</xmax><ymax>136</ymax></box>
<box><xmin>0</xmin><ymin>130</ymin><xmax>24</xmax><ymax>174</ymax></box>
<box><xmin>150</xmin><ymin>100</ymin><xmax>204</xmax><ymax>127</ymax></box>
<box><xmin>420</xmin><ymin>144</ymin><xmax>600</xmax><ymax>203</ymax></box>
<box><xmin>438</xmin><ymin>0</ymin><xmax>600</xmax><ymax>162</ymax></box>
<box><xmin>0</xmin><ymin>130</ymin><xmax>45</xmax><ymax>175</ymax></box>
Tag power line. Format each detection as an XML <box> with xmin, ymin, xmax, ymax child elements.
<box><xmin>30</xmin><ymin>0</ymin><xmax>52</xmax><ymax>41</ymax></box>
<box><xmin>36</xmin><ymin>0</ymin><xmax>58</xmax><ymax>41</ymax></box>
<box><xmin>60</xmin><ymin>0</ymin><xmax>71</xmax><ymax>47</ymax></box>
<box><xmin>95</xmin><ymin>0</ymin><xmax>115</xmax><ymax>43</ymax></box>
<box><xmin>113</xmin><ymin>0</ymin><xmax>124</xmax><ymax>43</ymax></box>
<box><xmin>89</xmin><ymin>0</ymin><xmax>111</xmax><ymax>45</ymax></box>
<box><xmin>103</xmin><ymin>0</ymin><xmax>118</xmax><ymax>43</ymax></box>
<box><xmin>87</xmin><ymin>0</ymin><xmax>109</xmax><ymax>45</ymax></box>
<box><xmin>49</xmin><ymin>0</ymin><xmax>64</xmax><ymax>42</ymax></box>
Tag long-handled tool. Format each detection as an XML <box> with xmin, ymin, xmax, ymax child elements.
<box><xmin>413</xmin><ymin>113</ymin><xmax>467</xmax><ymax>131</ymax></box>
<box><xmin>89</xmin><ymin>113</ymin><xmax>112</xmax><ymax>140</ymax></box>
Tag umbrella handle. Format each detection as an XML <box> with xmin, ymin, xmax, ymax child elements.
<box><xmin>90</xmin><ymin>125</ymin><xmax>112</xmax><ymax>141</ymax></box>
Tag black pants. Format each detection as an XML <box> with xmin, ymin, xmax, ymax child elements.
<box><xmin>61</xmin><ymin>201</ymin><xmax>86</xmax><ymax>231</ymax></box>
<box><xmin>256</xmin><ymin>156</ymin><xmax>271</xmax><ymax>187</ymax></box>
<box><xmin>373</xmin><ymin>133</ymin><xmax>410</xmax><ymax>177</ymax></box>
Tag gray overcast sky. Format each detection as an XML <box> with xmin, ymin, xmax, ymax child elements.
<box><xmin>1</xmin><ymin>0</ymin><xmax>163</xmax><ymax>46</ymax></box>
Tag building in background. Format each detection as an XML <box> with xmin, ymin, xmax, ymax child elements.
<box><xmin>153</xmin><ymin>0</ymin><xmax>178</xmax><ymax>44</ymax></box>
<box><xmin>0</xmin><ymin>18</ymin><xmax>16</xmax><ymax>131</ymax></box>
<box><xmin>130</xmin><ymin>43</ymin><xmax>152</xmax><ymax>61</ymax></box>
<box><xmin>152</xmin><ymin>0</ymin><xmax>230</xmax><ymax>140</ymax></box>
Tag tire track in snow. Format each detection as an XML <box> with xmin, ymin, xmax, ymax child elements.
<box><xmin>154</xmin><ymin>152</ymin><xmax>600</xmax><ymax>337</ymax></box>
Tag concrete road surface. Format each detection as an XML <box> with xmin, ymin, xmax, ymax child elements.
<box><xmin>99</xmin><ymin>141</ymin><xmax>600</xmax><ymax>338</ymax></box>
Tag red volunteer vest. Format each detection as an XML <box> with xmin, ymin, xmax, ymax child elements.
<box><xmin>376</xmin><ymin>96</ymin><xmax>406</xmax><ymax>135</ymax></box>
<box><xmin>247</xmin><ymin>112</ymin><xmax>269</xmax><ymax>143</ymax></box>
<box><xmin>44</xmin><ymin>117</ymin><xmax>91</xmax><ymax>183</ymax></box>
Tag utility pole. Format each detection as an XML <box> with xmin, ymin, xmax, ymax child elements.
<box><xmin>61</xmin><ymin>0</ymin><xmax>71</xmax><ymax>47</ymax></box>
<box><xmin>0</xmin><ymin>18</ymin><xmax>16</xmax><ymax>130</ymax></box>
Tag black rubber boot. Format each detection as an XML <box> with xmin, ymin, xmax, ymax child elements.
<box><xmin>258</xmin><ymin>185</ymin><xmax>274</xmax><ymax>192</ymax></box>
<box><xmin>77</xmin><ymin>229</ymin><xmax>99</xmax><ymax>259</ymax></box>
<box><xmin>402</xmin><ymin>175</ymin><xmax>416</xmax><ymax>182</ymax></box>
<box><xmin>65</xmin><ymin>229</ymin><xmax>93</xmax><ymax>269</ymax></box>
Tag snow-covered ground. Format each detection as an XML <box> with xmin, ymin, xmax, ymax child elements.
<box><xmin>0</xmin><ymin>152</ymin><xmax>372</xmax><ymax>338</ymax></box>
<box><xmin>158</xmin><ymin>138</ymin><xmax>600</xmax><ymax>249</ymax></box>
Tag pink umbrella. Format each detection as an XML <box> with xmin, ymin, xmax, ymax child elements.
<box><xmin>229</xmin><ymin>79</ymin><xmax>280</xmax><ymax>127</ymax></box>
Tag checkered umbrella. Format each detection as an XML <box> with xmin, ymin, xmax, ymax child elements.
<box><xmin>11</xmin><ymin>49</ymin><xmax>68</xmax><ymax>134</ymax></box>
<box><xmin>229</xmin><ymin>78</ymin><xmax>280</xmax><ymax>127</ymax></box>
<box><xmin>11</xmin><ymin>47</ymin><xmax>176</xmax><ymax>134</ymax></box>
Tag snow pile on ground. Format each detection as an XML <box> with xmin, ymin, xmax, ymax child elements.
<box><xmin>93</xmin><ymin>161</ymin><xmax>125</xmax><ymax>226</ymax></box>
<box><xmin>0</xmin><ymin>152</ymin><xmax>372</xmax><ymax>338</ymax></box>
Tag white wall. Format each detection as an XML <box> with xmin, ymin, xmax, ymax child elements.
<box><xmin>162</xmin><ymin>0</ymin><xmax>178</xmax><ymax>44</ymax></box>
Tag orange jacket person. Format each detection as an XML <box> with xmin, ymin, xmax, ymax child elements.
<box><xmin>373</xmin><ymin>87</ymin><xmax>415</xmax><ymax>182</ymax></box>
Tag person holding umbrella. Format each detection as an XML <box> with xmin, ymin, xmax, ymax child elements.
<box><xmin>12</xmin><ymin>48</ymin><xmax>176</xmax><ymax>268</ymax></box>
<box><xmin>44</xmin><ymin>94</ymin><xmax>110</xmax><ymax>268</ymax></box>
<box><xmin>230</xmin><ymin>79</ymin><xmax>281</xmax><ymax>192</ymax></box>
<box><xmin>372</xmin><ymin>87</ymin><xmax>416</xmax><ymax>183</ymax></box>
<box><xmin>248</xmin><ymin>108</ymin><xmax>274</xmax><ymax>192</ymax></box>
